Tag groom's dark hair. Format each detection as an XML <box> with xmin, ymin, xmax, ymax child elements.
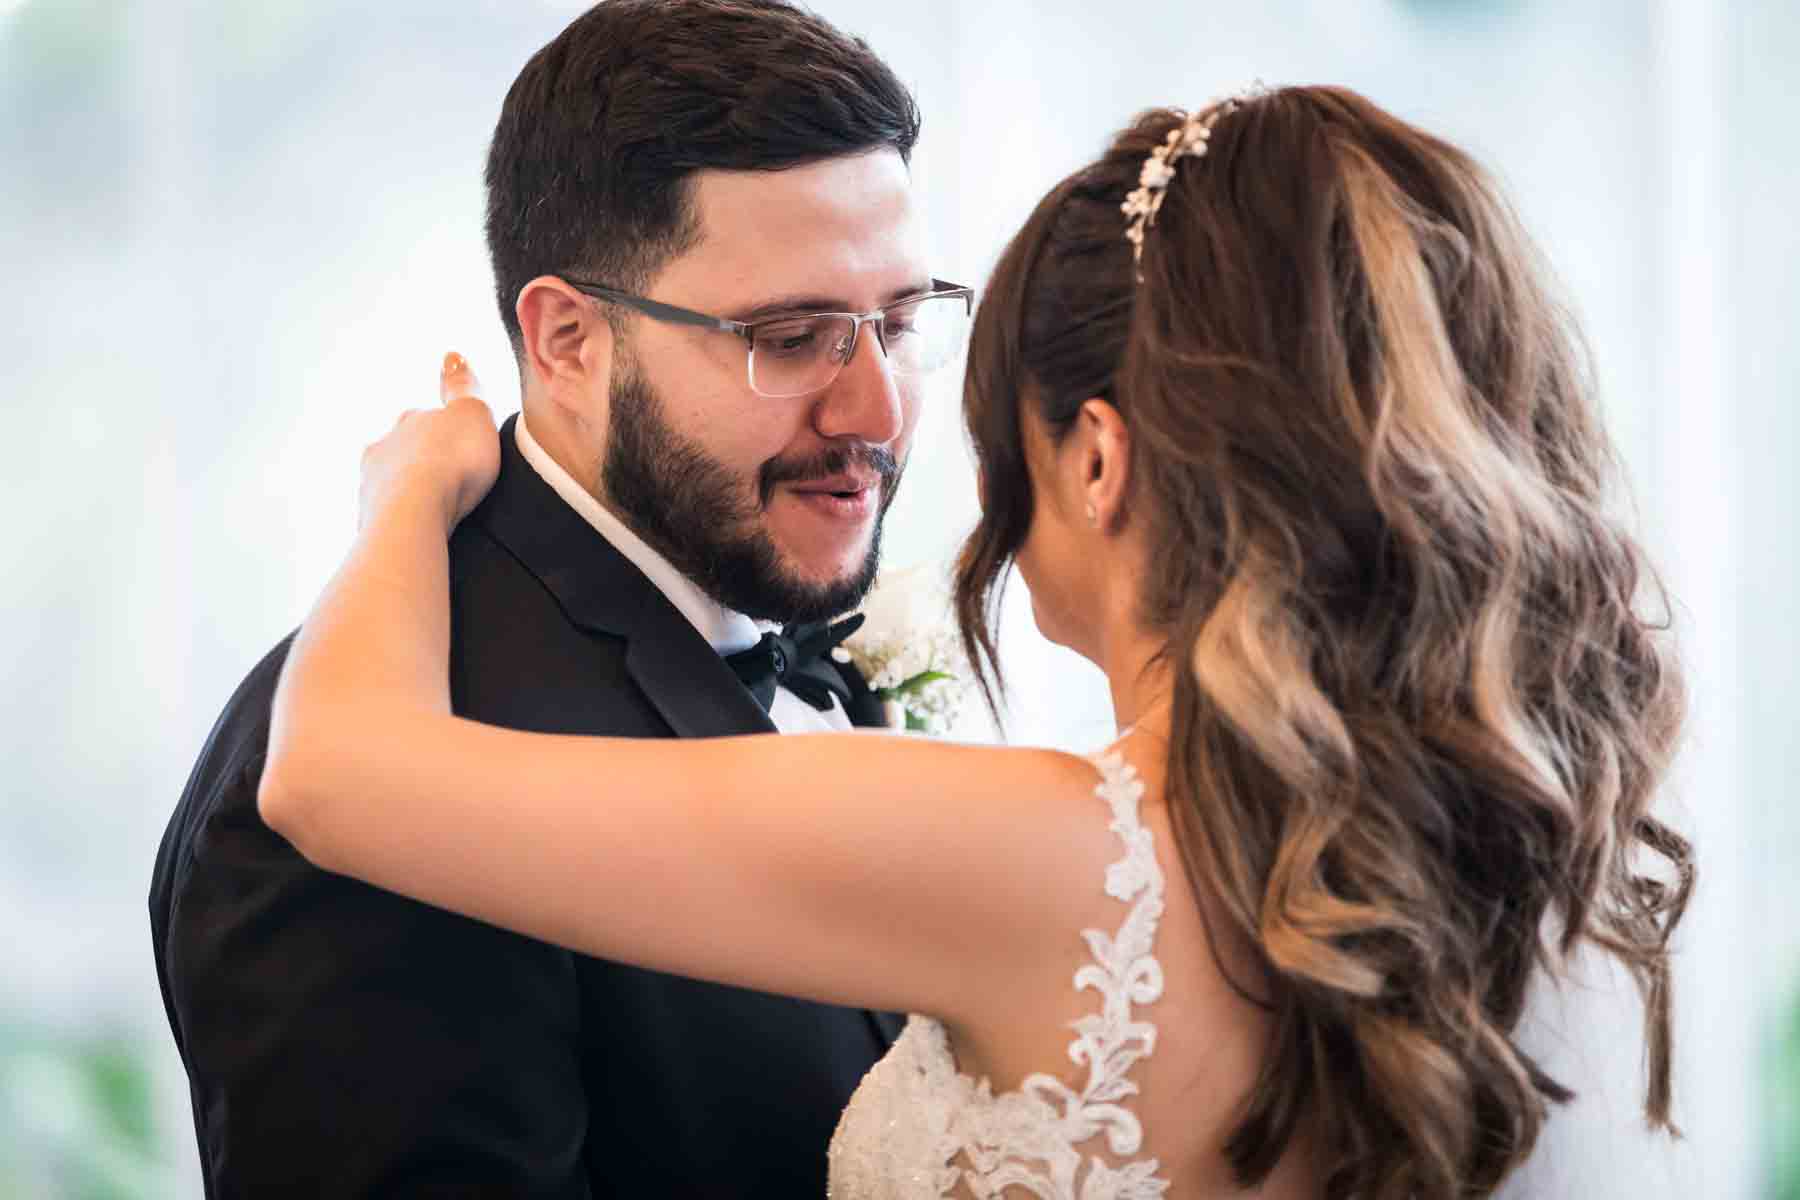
<box><xmin>484</xmin><ymin>0</ymin><xmax>922</xmax><ymax>356</ymax></box>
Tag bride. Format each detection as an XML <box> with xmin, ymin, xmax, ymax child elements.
<box><xmin>259</xmin><ymin>85</ymin><xmax>1690</xmax><ymax>1198</ymax></box>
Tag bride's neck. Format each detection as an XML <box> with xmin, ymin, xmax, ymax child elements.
<box><xmin>1101</xmin><ymin>627</ymin><xmax>1175</xmax><ymax>742</ymax></box>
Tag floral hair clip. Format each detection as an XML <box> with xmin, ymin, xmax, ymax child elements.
<box><xmin>1121</xmin><ymin>83</ymin><xmax>1268</xmax><ymax>280</ymax></box>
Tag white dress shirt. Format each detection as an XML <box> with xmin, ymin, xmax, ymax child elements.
<box><xmin>515</xmin><ymin>416</ymin><xmax>851</xmax><ymax>735</ymax></box>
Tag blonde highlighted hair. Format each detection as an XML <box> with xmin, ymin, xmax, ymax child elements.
<box><xmin>955</xmin><ymin>86</ymin><xmax>1690</xmax><ymax>1199</ymax></box>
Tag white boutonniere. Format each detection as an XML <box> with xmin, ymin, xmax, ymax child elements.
<box><xmin>833</xmin><ymin>564</ymin><xmax>974</xmax><ymax>735</ymax></box>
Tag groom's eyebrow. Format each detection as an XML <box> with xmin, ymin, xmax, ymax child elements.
<box><xmin>730</xmin><ymin>280</ymin><xmax>937</xmax><ymax>323</ymax></box>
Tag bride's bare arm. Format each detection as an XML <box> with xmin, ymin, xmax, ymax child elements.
<box><xmin>260</xmin><ymin>358</ymin><xmax>1102</xmax><ymax>1024</ymax></box>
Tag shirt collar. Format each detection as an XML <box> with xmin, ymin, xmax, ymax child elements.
<box><xmin>514</xmin><ymin>415</ymin><xmax>766</xmax><ymax>655</ymax></box>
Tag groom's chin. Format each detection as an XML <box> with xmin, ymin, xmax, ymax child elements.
<box><xmin>761</xmin><ymin>544</ymin><xmax>883</xmax><ymax>623</ymax></box>
<box><xmin>767</xmin><ymin>520</ymin><xmax>881</xmax><ymax>584</ymax></box>
<box><xmin>773</xmin><ymin>568</ymin><xmax>880</xmax><ymax>624</ymax></box>
<box><xmin>765</xmin><ymin>493</ymin><xmax>881</xmax><ymax>569</ymax></box>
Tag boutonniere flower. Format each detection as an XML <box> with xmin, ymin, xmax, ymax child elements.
<box><xmin>833</xmin><ymin>564</ymin><xmax>973</xmax><ymax>736</ymax></box>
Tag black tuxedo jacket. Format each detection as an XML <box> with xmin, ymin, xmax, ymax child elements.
<box><xmin>149</xmin><ymin>415</ymin><xmax>901</xmax><ymax>1198</ymax></box>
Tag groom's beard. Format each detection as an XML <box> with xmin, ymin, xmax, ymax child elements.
<box><xmin>600</xmin><ymin>358</ymin><xmax>899</xmax><ymax>624</ymax></box>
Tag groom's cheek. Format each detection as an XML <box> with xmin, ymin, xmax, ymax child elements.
<box><xmin>880</xmin><ymin>462</ymin><xmax>907</xmax><ymax>513</ymax></box>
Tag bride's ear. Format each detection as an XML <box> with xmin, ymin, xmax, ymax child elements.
<box><xmin>515</xmin><ymin>277</ymin><xmax>611</xmax><ymax>417</ymax></box>
<box><xmin>1075</xmin><ymin>398</ymin><xmax>1132</xmax><ymax>535</ymax></box>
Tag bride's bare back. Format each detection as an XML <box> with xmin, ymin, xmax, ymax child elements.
<box><xmin>883</xmin><ymin>741</ymin><xmax>1323</xmax><ymax>1198</ymax></box>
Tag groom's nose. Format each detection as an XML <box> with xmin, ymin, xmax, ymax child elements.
<box><xmin>812</xmin><ymin>329</ymin><xmax>906</xmax><ymax>448</ymax></box>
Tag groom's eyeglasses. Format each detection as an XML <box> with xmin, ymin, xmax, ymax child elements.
<box><xmin>562</xmin><ymin>278</ymin><xmax>974</xmax><ymax>400</ymax></box>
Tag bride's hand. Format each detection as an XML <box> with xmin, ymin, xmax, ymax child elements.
<box><xmin>359</xmin><ymin>353</ymin><xmax>501</xmax><ymax>536</ymax></box>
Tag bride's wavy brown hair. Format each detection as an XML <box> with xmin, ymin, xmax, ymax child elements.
<box><xmin>954</xmin><ymin>86</ymin><xmax>1692</xmax><ymax>1199</ymax></box>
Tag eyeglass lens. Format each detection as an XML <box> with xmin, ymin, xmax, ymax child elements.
<box><xmin>747</xmin><ymin>293</ymin><xmax>967</xmax><ymax>398</ymax></box>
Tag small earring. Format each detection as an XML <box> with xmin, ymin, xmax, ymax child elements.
<box><xmin>1085</xmin><ymin>501</ymin><xmax>1098</xmax><ymax>525</ymax></box>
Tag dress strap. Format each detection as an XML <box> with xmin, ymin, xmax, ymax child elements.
<box><xmin>1012</xmin><ymin>750</ymin><xmax>1169</xmax><ymax>1182</ymax></box>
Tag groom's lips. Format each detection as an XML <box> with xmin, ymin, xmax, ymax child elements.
<box><xmin>789</xmin><ymin>471</ymin><xmax>877</xmax><ymax>497</ymax></box>
<box><xmin>784</xmin><ymin>473</ymin><xmax>878</xmax><ymax>521</ymax></box>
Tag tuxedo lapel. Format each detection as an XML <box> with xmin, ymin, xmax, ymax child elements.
<box><xmin>470</xmin><ymin>416</ymin><xmax>776</xmax><ymax>740</ymax></box>
<box><xmin>621</xmin><ymin>629</ymin><xmax>776</xmax><ymax>739</ymax></box>
<box><xmin>473</xmin><ymin>417</ymin><xmax>906</xmax><ymax>1052</ymax></box>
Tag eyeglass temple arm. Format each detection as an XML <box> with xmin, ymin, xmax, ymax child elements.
<box><xmin>569</xmin><ymin>283</ymin><xmax>744</xmax><ymax>335</ymax></box>
<box><xmin>932</xmin><ymin>280</ymin><xmax>974</xmax><ymax>311</ymax></box>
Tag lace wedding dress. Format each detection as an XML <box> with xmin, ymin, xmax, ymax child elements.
<box><xmin>827</xmin><ymin>751</ymin><xmax>1170</xmax><ymax>1199</ymax></box>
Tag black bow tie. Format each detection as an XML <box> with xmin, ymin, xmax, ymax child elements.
<box><xmin>724</xmin><ymin>614</ymin><xmax>866</xmax><ymax>713</ymax></box>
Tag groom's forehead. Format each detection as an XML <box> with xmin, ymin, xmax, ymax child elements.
<box><xmin>661</xmin><ymin>151</ymin><xmax>928</xmax><ymax>314</ymax></box>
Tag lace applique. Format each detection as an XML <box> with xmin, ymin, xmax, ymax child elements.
<box><xmin>827</xmin><ymin>751</ymin><xmax>1169</xmax><ymax>1199</ymax></box>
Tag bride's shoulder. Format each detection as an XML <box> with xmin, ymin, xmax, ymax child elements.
<box><xmin>851</xmin><ymin>736</ymin><xmax>1100</xmax><ymax>797</ymax></box>
<box><xmin>796</xmin><ymin>735</ymin><xmax>1157</xmax><ymax>916</ymax></box>
<box><xmin>934</xmin><ymin>740</ymin><xmax>1165</xmax><ymax>907</ymax></box>
<box><xmin>930</xmin><ymin>738</ymin><xmax>1169</xmax><ymax>827</ymax></box>
<box><xmin>926</xmin><ymin>741</ymin><xmax>1145</xmax><ymax>826</ymax></box>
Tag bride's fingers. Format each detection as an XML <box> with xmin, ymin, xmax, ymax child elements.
<box><xmin>440</xmin><ymin>351</ymin><xmax>471</xmax><ymax>400</ymax></box>
<box><xmin>441</xmin><ymin>351</ymin><xmax>480</xmax><ymax>404</ymax></box>
<box><xmin>440</xmin><ymin>350</ymin><xmax>495</xmax><ymax>427</ymax></box>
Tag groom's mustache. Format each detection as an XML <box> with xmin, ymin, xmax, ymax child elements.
<box><xmin>758</xmin><ymin>443</ymin><xmax>900</xmax><ymax>507</ymax></box>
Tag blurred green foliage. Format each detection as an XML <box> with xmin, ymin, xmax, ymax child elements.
<box><xmin>1769</xmin><ymin>975</ymin><xmax>1800</xmax><ymax>1199</ymax></box>
<box><xmin>0</xmin><ymin>1024</ymin><xmax>171</xmax><ymax>1200</ymax></box>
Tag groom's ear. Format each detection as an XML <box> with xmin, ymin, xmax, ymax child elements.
<box><xmin>515</xmin><ymin>276</ymin><xmax>613</xmax><ymax>419</ymax></box>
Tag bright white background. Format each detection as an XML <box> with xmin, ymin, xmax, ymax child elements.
<box><xmin>1</xmin><ymin>1</ymin><xmax>1794</xmax><ymax>1196</ymax></box>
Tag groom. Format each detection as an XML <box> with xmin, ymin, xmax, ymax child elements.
<box><xmin>148</xmin><ymin>2</ymin><xmax>962</xmax><ymax>1194</ymax></box>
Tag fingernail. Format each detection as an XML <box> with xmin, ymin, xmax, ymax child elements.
<box><xmin>443</xmin><ymin>351</ymin><xmax>467</xmax><ymax>377</ymax></box>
